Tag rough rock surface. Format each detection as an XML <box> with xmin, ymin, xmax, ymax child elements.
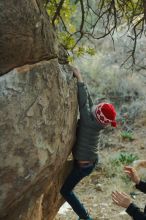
<box><xmin>0</xmin><ymin>0</ymin><xmax>57</xmax><ymax>75</ymax></box>
<box><xmin>0</xmin><ymin>61</ymin><xmax>77</xmax><ymax>220</ymax></box>
<box><xmin>0</xmin><ymin>1</ymin><xmax>78</xmax><ymax>220</ymax></box>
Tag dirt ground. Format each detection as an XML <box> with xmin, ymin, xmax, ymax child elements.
<box><xmin>55</xmin><ymin>119</ymin><xmax>146</xmax><ymax>220</ymax></box>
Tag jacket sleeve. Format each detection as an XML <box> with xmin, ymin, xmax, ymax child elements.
<box><xmin>126</xmin><ymin>203</ymin><xmax>146</xmax><ymax>220</ymax></box>
<box><xmin>77</xmin><ymin>82</ymin><xmax>93</xmax><ymax>120</ymax></box>
<box><xmin>136</xmin><ymin>181</ymin><xmax>146</xmax><ymax>194</ymax></box>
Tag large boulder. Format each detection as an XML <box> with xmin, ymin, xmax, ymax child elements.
<box><xmin>0</xmin><ymin>60</ymin><xmax>77</xmax><ymax>220</ymax></box>
<box><xmin>0</xmin><ymin>1</ymin><xmax>78</xmax><ymax>219</ymax></box>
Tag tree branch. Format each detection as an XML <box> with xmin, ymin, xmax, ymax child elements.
<box><xmin>52</xmin><ymin>0</ymin><xmax>65</xmax><ymax>28</ymax></box>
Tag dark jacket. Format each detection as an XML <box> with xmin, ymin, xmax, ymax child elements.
<box><xmin>72</xmin><ymin>82</ymin><xmax>104</xmax><ymax>161</ymax></box>
<box><xmin>126</xmin><ymin>180</ymin><xmax>146</xmax><ymax>220</ymax></box>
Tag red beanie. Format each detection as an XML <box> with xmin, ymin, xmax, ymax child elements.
<box><xmin>95</xmin><ymin>103</ymin><xmax>117</xmax><ymax>127</ymax></box>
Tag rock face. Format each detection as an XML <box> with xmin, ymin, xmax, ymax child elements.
<box><xmin>0</xmin><ymin>1</ymin><xmax>77</xmax><ymax>220</ymax></box>
<box><xmin>0</xmin><ymin>0</ymin><xmax>57</xmax><ymax>75</ymax></box>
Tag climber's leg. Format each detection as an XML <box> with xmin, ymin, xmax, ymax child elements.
<box><xmin>60</xmin><ymin>161</ymin><xmax>94</xmax><ymax>219</ymax></box>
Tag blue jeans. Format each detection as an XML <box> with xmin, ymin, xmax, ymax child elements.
<box><xmin>60</xmin><ymin>161</ymin><xmax>95</xmax><ymax>219</ymax></box>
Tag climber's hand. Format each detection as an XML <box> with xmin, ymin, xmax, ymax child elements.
<box><xmin>71</xmin><ymin>66</ymin><xmax>83</xmax><ymax>82</ymax></box>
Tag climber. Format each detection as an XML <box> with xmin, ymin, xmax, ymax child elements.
<box><xmin>60</xmin><ymin>66</ymin><xmax>117</xmax><ymax>220</ymax></box>
<box><xmin>112</xmin><ymin>165</ymin><xmax>146</xmax><ymax>220</ymax></box>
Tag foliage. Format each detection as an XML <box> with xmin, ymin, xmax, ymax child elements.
<box><xmin>107</xmin><ymin>152</ymin><xmax>138</xmax><ymax>181</ymax></box>
<box><xmin>46</xmin><ymin>0</ymin><xmax>146</xmax><ymax>67</ymax></box>
<box><xmin>120</xmin><ymin>131</ymin><xmax>134</xmax><ymax>141</ymax></box>
<box><xmin>104</xmin><ymin>152</ymin><xmax>139</xmax><ymax>184</ymax></box>
<box><xmin>77</xmin><ymin>51</ymin><xmax>145</xmax><ymax>103</ymax></box>
<box><xmin>46</xmin><ymin>0</ymin><xmax>96</xmax><ymax>59</ymax></box>
<box><xmin>111</xmin><ymin>152</ymin><xmax>138</xmax><ymax>166</ymax></box>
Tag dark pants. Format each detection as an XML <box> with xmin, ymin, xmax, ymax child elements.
<box><xmin>60</xmin><ymin>161</ymin><xmax>95</xmax><ymax>219</ymax></box>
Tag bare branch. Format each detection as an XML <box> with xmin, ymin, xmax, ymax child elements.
<box><xmin>79</xmin><ymin>0</ymin><xmax>85</xmax><ymax>32</ymax></box>
<box><xmin>52</xmin><ymin>0</ymin><xmax>65</xmax><ymax>28</ymax></box>
<box><xmin>46</xmin><ymin>0</ymin><xmax>146</xmax><ymax>68</ymax></box>
<box><xmin>143</xmin><ymin>0</ymin><xmax>146</xmax><ymax>23</ymax></box>
<box><xmin>71</xmin><ymin>0</ymin><xmax>85</xmax><ymax>49</ymax></box>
